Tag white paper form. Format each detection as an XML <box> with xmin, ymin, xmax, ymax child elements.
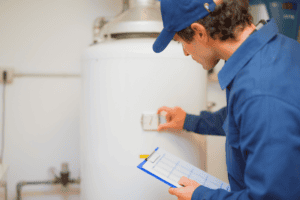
<box><xmin>143</xmin><ymin>148</ymin><xmax>231</xmax><ymax>191</ymax></box>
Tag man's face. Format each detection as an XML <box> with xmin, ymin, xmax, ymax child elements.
<box><xmin>173</xmin><ymin>34</ymin><xmax>220</xmax><ymax>70</ymax></box>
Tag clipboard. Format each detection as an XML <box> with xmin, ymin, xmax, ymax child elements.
<box><xmin>137</xmin><ymin>147</ymin><xmax>178</xmax><ymax>188</ymax></box>
<box><xmin>137</xmin><ymin>147</ymin><xmax>231</xmax><ymax>191</ymax></box>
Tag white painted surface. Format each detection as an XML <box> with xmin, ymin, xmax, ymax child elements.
<box><xmin>0</xmin><ymin>0</ymin><xmax>122</xmax><ymax>199</ymax></box>
<box><xmin>206</xmin><ymin>61</ymin><xmax>228</xmax><ymax>183</ymax></box>
<box><xmin>5</xmin><ymin>78</ymin><xmax>81</xmax><ymax>200</ymax></box>
<box><xmin>0</xmin><ymin>164</ymin><xmax>9</xmax><ymax>180</ymax></box>
<box><xmin>81</xmin><ymin>38</ymin><xmax>208</xmax><ymax>200</ymax></box>
<box><xmin>249</xmin><ymin>4</ymin><xmax>270</xmax><ymax>25</ymax></box>
<box><xmin>0</xmin><ymin>0</ymin><xmax>122</xmax><ymax>74</ymax></box>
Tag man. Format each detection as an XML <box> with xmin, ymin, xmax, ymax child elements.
<box><xmin>153</xmin><ymin>0</ymin><xmax>300</xmax><ymax>199</ymax></box>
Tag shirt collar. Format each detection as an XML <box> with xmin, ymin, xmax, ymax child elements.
<box><xmin>218</xmin><ymin>18</ymin><xmax>279</xmax><ymax>90</ymax></box>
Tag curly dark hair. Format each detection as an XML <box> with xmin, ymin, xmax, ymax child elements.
<box><xmin>177</xmin><ymin>0</ymin><xmax>253</xmax><ymax>42</ymax></box>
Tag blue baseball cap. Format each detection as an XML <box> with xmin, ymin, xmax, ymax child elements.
<box><xmin>153</xmin><ymin>0</ymin><xmax>217</xmax><ymax>53</ymax></box>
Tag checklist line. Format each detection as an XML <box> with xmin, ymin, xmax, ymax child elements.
<box><xmin>153</xmin><ymin>153</ymin><xmax>165</xmax><ymax>169</ymax></box>
<box><xmin>188</xmin><ymin>169</ymin><xmax>194</xmax><ymax>179</ymax></box>
<box><xmin>167</xmin><ymin>161</ymin><xmax>180</xmax><ymax>178</ymax></box>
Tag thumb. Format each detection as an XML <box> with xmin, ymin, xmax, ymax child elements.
<box><xmin>157</xmin><ymin>121</ymin><xmax>177</xmax><ymax>131</ymax></box>
<box><xmin>168</xmin><ymin>187</ymin><xmax>177</xmax><ymax>195</ymax></box>
<box><xmin>178</xmin><ymin>176</ymin><xmax>191</xmax><ymax>187</ymax></box>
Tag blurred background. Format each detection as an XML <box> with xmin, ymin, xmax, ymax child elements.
<box><xmin>0</xmin><ymin>0</ymin><xmax>123</xmax><ymax>199</ymax></box>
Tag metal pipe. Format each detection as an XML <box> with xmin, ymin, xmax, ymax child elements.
<box><xmin>17</xmin><ymin>181</ymin><xmax>57</xmax><ymax>200</ymax></box>
<box><xmin>0</xmin><ymin>181</ymin><xmax>7</xmax><ymax>200</ymax></box>
<box><xmin>129</xmin><ymin>0</ymin><xmax>156</xmax><ymax>8</ymax></box>
<box><xmin>16</xmin><ymin>178</ymin><xmax>80</xmax><ymax>200</ymax></box>
<box><xmin>14</xmin><ymin>73</ymin><xmax>81</xmax><ymax>78</ymax></box>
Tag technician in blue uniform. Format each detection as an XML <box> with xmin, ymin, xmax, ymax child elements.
<box><xmin>153</xmin><ymin>0</ymin><xmax>300</xmax><ymax>199</ymax></box>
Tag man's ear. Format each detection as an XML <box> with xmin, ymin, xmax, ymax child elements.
<box><xmin>190</xmin><ymin>23</ymin><xmax>208</xmax><ymax>42</ymax></box>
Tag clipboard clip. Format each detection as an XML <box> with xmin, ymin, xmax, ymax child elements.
<box><xmin>145</xmin><ymin>149</ymin><xmax>156</xmax><ymax>161</ymax></box>
<box><xmin>145</xmin><ymin>149</ymin><xmax>161</xmax><ymax>163</ymax></box>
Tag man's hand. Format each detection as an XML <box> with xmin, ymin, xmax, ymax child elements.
<box><xmin>157</xmin><ymin>106</ymin><xmax>186</xmax><ymax>131</ymax></box>
<box><xmin>169</xmin><ymin>176</ymin><xmax>201</xmax><ymax>200</ymax></box>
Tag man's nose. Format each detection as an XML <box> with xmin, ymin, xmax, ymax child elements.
<box><xmin>183</xmin><ymin>48</ymin><xmax>190</xmax><ymax>56</ymax></box>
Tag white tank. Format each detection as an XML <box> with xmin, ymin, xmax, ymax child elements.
<box><xmin>80</xmin><ymin>1</ymin><xmax>208</xmax><ymax>199</ymax></box>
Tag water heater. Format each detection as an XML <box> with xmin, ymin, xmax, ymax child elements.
<box><xmin>80</xmin><ymin>0</ymin><xmax>208</xmax><ymax>199</ymax></box>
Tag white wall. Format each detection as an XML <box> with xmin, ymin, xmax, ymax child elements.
<box><xmin>249</xmin><ymin>3</ymin><xmax>270</xmax><ymax>25</ymax></box>
<box><xmin>0</xmin><ymin>0</ymin><xmax>122</xmax><ymax>199</ymax></box>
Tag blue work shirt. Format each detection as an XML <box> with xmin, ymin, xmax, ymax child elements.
<box><xmin>184</xmin><ymin>18</ymin><xmax>300</xmax><ymax>199</ymax></box>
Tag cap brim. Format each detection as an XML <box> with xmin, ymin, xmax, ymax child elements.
<box><xmin>153</xmin><ymin>29</ymin><xmax>176</xmax><ymax>53</ymax></box>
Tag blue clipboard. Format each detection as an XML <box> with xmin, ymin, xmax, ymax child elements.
<box><xmin>137</xmin><ymin>147</ymin><xmax>178</xmax><ymax>188</ymax></box>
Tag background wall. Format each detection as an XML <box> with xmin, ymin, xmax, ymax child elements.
<box><xmin>0</xmin><ymin>0</ymin><xmax>122</xmax><ymax>199</ymax></box>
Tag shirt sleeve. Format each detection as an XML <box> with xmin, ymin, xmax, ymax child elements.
<box><xmin>183</xmin><ymin>107</ymin><xmax>227</xmax><ymax>136</ymax></box>
<box><xmin>191</xmin><ymin>96</ymin><xmax>300</xmax><ymax>200</ymax></box>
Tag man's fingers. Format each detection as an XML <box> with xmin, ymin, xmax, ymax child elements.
<box><xmin>178</xmin><ymin>176</ymin><xmax>191</xmax><ymax>186</ymax></box>
<box><xmin>178</xmin><ymin>176</ymin><xmax>200</xmax><ymax>188</ymax></box>
<box><xmin>157</xmin><ymin>121</ymin><xmax>177</xmax><ymax>131</ymax></box>
<box><xmin>168</xmin><ymin>187</ymin><xmax>177</xmax><ymax>195</ymax></box>
<box><xmin>157</xmin><ymin>123</ymin><xmax>172</xmax><ymax>131</ymax></box>
<box><xmin>157</xmin><ymin>106</ymin><xmax>172</xmax><ymax>114</ymax></box>
<box><xmin>166</xmin><ymin>113</ymin><xmax>172</xmax><ymax>122</ymax></box>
